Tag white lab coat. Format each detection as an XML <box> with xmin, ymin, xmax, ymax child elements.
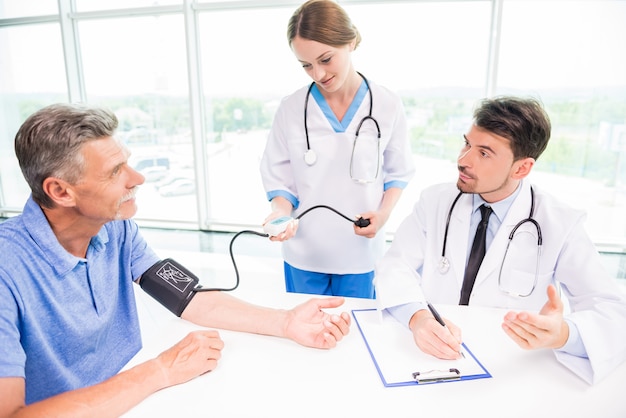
<box><xmin>375</xmin><ymin>181</ymin><xmax>626</xmax><ymax>384</ymax></box>
<box><xmin>260</xmin><ymin>79</ymin><xmax>415</xmax><ymax>274</ymax></box>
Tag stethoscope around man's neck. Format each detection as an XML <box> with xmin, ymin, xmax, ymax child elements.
<box><xmin>438</xmin><ymin>186</ymin><xmax>542</xmax><ymax>274</ymax></box>
<box><xmin>303</xmin><ymin>71</ymin><xmax>378</xmax><ymax>166</ymax></box>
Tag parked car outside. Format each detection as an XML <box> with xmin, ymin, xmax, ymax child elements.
<box><xmin>132</xmin><ymin>156</ymin><xmax>170</xmax><ymax>171</ymax></box>
<box><xmin>158</xmin><ymin>178</ymin><xmax>196</xmax><ymax>197</ymax></box>
<box><xmin>155</xmin><ymin>174</ymin><xmax>192</xmax><ymax>190</ymax></box>
<box><xmin>140</xmin><ymin>166</ymin><xmax>168</xmax><ymax>182</ymax></box>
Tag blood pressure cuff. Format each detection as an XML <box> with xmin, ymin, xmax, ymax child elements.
<box><xmin>140</xmin><ymin>258</ymin><xmax>199</xmax><ymax>317</ymax></box>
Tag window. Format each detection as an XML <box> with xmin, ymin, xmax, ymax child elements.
<box><xmin>74</xmin><ymin>0</ymin><xmax>181</xmax><ymax>12</ymax></box>
<box><xmin>197</xmin><ymin>6</ymin><xmax>301</xmax><ymax>225</ymax></box>
<box><xmin>0</xmin><ymin>1</ymin><xmax>57</xmax><ymax>19</ymax></box>
<box><xmin>0</xmin><ymin>23</ymin><xmax>67</xmax><ymax>209</ymax></box>
<box><xmin>0</xmin><ymin>0</ymin><xmax>624</xmax><ymax>247</ymax></box>
<box><xmin>345</xmin><ymin>1</ymin><xmax>492</xmax><ymax>233</ymax></box>
<box><xmin>77</xmin><ymin>14</ymin><xmax>196</xmax><ymax>223</ymax></box>
<box><xmin>496</xmin><ymin>0</ymin><xmax>626</xmax><ymax>244</ymax></box>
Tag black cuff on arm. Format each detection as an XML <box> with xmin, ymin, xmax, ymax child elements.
<box><xmin>139</xmin><ymin>258</ymin><xmax>199</xmax><ymax>316</ymax></box>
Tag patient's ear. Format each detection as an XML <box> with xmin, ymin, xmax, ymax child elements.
<box><xmin>42</xmin><ymin>177</ymin><xmax>76</xmax><ymax>207</ymax></box>
<box><xmin>512</xmin><ymin>157</ymin><xmax>535</xmax><ymax>179</ymax></box>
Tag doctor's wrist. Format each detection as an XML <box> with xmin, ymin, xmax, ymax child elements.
<box><xmin>553</xmin><ymin>319</ymin><xmax>570</xmax><ymax>350</ymax></box>
<box><xmin>408</xmin><ymin>309</ymin><xmax>430</xmax><ymax>332</ymax></box>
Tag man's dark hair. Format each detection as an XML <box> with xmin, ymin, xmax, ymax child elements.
<box><xmin>474</xmin><ymin>96</ymin><xmax>551</xmax><ymax>161</ymax></box>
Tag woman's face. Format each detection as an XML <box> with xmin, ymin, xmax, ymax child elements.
<box><xmin>291</xmin><ymin>36</ymin><xmax>354</xmax><ymax>94</ymax></box>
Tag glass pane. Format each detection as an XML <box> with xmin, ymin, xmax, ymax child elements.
<box><xmin>347</xmin><ymin>1</ymin><xmax>492</xmax><ymax>232</ymax></box>
<box><xmin>0</xmin><ymin>0</ymin><xmax>623</xmax><ymax>250</ymax></box>
<box><xmin>0</xmin><ymin>23</ymin><xmax>67</xmax><ymax>209</ymax></box>
<box><xmin>0</xmin><ymin>1</ymin><xmax>57</xmax><ymax>19</ymax></box>
<box><xmin>498</xmin><ymin>0</ymin><xmax>626</xmax><ymax>243</ymax></box>
<box><xmin>78</xmin><ymin>14</ymin><xmax>196</xmax><ymax>223</ymax></box>
<box><xmin>75</xmin><ymin>0</ymin><xmax>181</xmax><ymax>13</ymax></box>
<box><xmin>198</xmin><ymin>2</ymin><xmax>491</xmax><ymax>230</ymax></box>
<box><xmin>198</xmin><ymin>7</ymin><xmax>299</xmax><ymax>225</ymax></box>
<box><xmin>347</xmin><ymin>2</ymin><xmax>490</xmax><ymax>91</ymax></box>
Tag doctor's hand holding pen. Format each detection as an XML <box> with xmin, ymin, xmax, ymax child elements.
<box><xmin>408</xmin><ymin>304</ymin><xmax>463</xmax><ymax>360</ymax></box>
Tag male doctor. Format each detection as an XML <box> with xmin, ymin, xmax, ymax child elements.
<box><xmin>374</xmin><ymin>96</ymin><xmax>626</xmax><ymax>385</ymax></box>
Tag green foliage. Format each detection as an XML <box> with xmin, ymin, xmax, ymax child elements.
<box><xmin>92</xmin><ymin>95</ymin><xmax>190</xmax><ymax>136</ymax></box>
<box><xmin>404</xmin><ymin>94</ymin><xmax>626</xmax><ymax>185</ymax></box>
<box><xmin>17</xmin><ymin>94</ymin><xmax>67</xmax><ymax>122</ymax></box>
<box><xmin>11</xmin><ymin>92</ymin><xmax>625</xmax><ymax>187</ymax></box>
<box><xmin>210</xmin><ymin>97</ymin><xmax>270</xmax><ymax>134</ymax></box>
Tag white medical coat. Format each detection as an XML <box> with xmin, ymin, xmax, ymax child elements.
<box><xmin>375</xmin><ymin>181</ymin><xmax>626</xmax><ymax>384</ymax></box>
<box><xmin>260</xmin><ymin>80</ymin><xmax>415</xmax><ymax>274</ymax></box>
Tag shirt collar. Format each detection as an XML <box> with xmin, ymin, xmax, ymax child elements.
<box><xmin>22</xmin><ymin>196</ymin><xmax>109</xmax><ymax>277</ymax></box>
<box><xmin>472</xmin><ymin>180</ymin><xmax>523</xmax><ymax>224</ymax></box>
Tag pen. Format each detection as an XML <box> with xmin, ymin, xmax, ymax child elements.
<box><xmin>427</xmin><ymin>302</ymin><xmax>446</xmax><ymax>328</ymax></box>
<box><xmin>427</xmin><ymin>302</ymin><xmax>465</xmax><ymax>358</ymax></box>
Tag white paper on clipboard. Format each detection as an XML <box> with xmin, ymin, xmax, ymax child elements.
<box><xmin>352</xmin><ymin>309</ymin><xmax>492</xmax><ymax>387</ymax></box>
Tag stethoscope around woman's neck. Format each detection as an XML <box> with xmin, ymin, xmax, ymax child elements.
<box><xmin>438</xmin><ymin>186</ymin><xmax>542</xmax><ymax>275</ymax></box>
<box><xmin>303</xmin><ymin>71</ymin><xmax>378</xmax><ymax>167</ymax></box>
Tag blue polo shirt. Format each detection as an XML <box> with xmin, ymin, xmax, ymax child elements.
<box><xmin>0</xmin><ymin>197</ymin><xmax>160</xmax><ymax>404</ymax></box>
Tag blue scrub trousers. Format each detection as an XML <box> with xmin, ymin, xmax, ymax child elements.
<box><xmin>283</xmin><ymin>262</ymin><xmax>375</xmax><ymax>299</ymax></box>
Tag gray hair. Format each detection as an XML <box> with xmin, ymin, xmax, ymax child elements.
<box><xmin>14</xmin><ymin>103</ymin><xmax>118</xmax><ymax>208</ymax></box>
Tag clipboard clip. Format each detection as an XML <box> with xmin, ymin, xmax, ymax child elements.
<box><xmin>412</xmin><ymin>368</ymin><xmax>461</xmax><ymax>384</ymax></box>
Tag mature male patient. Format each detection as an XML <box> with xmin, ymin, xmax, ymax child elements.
<box><xmin>374</xmin><ymin>96</ymin><xmax>626</xmax><ymax>385</ymax></box>
<box><xmin>0</xmin><ymin>103</ymin><xmax>351</xmax><ymax>417</ymax></box>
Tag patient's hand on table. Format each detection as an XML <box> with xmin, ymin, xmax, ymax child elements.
<box><xmin>409</xmin><ymin>309</ymin><xmax>463</xmax><ymax>359</ymax></box>
<box><xmin>502</xmin><ymin>284</ymin><xmax>569</xmax><ymax>350</ymax></box>
<box><xmin>284</xmin><ymin>296</ymin><xmax>351</xmax><ymax>349</ymax></box>
<box><xmin>156</xmin><ymin>330</ymin><xmax>224</xmax><ymax>387</ymax></box>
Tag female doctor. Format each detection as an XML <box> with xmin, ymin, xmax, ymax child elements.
<box><xmin>259</xmin><ymin>0</ymin><xmax>415</xmax><ymax>299</ymax></box>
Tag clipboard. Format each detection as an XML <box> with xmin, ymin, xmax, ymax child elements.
<box><xmin>352</xmin><ymin>308</ymin><xmax>492</xmax><ymax>387</ymax></box>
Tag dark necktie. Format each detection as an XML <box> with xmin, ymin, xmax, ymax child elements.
<box><xmin>459</xmin><ymin>204</ymin><xmax>493</xmax><ymax>305</ymax></box>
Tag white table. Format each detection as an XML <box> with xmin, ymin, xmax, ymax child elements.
<box><xmin>122</xmin><ymin>251</ymin><xmax>626</xmax><ymax>418</ymax></box>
